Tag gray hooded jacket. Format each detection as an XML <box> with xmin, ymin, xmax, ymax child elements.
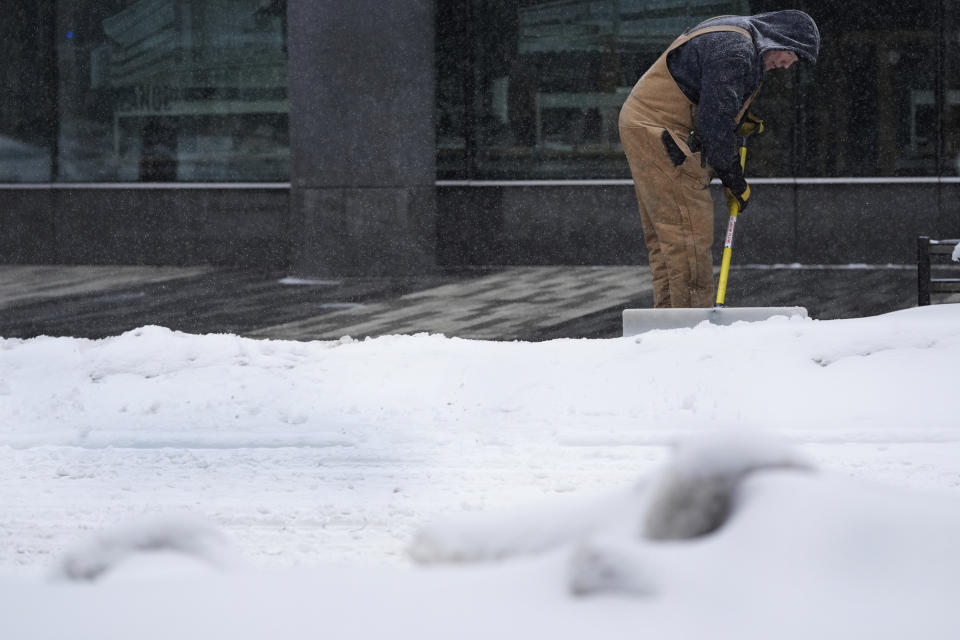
<box><xmin>666</xmin><ymin>11</ymin><xmax>820</xmax><ymax>188</ymax></box>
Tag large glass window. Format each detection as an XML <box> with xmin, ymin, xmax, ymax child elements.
<box><xmin>438</xmin><ymin>0</ymin><xmax>948</xmax><ymax>179</ymax></box>
<box><xmin>792</xmin><ymin>0</ymin><xmax>939</xmax><ymax>177</ymax></box>
<box><xmin>942</xmin><ymin>0</ymin><xmax>960</xmax><ymax>177</ymax></box>
<box><xmin>1</xmin><ymin>1</ymin><xmax>952</xmax><ymax>183</ymax></box>
<box><xmin>436</xmin><ymin>1</ymin><xmax>471</xmax><ymax>179</ymax></box>
<box><xmin>1</xmin><ymin>1</ymin><xmax>57</xmax><ymax>182</ymax></box>
<box><xmin>55</xmin><ymin>0</ymin><xmax>289</xmax><ymax>182</ymax></box>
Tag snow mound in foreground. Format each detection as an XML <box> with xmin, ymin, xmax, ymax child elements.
<box><xmin>12</xmin><ymin>429</ymin><xmax>960</xmax><ymax>639</ymax></box>
<box><xmin>643</xmin><ymin>429</ymin><xmax>811</xmax><ymax>541</ymax></box>
<box><xmin>409</xmin><ymin>429</ymin><xmax>810</xmax><ymax>564</ymax></box>
<box><xmin>53</xmin><ymin>514</ymin><xmax>237</xmax><ymax>582</ymax></box>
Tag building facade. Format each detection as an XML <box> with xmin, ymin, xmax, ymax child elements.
<box><xmin>1</xmin><ymin>0</ymin><xmax>958</xmax><ymax>273</ymax></box>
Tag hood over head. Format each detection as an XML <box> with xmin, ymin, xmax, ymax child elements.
<box><xmin>695</xmin><ymin>10</ymin><xmax>821</xmax><ymax>64</ymax></box>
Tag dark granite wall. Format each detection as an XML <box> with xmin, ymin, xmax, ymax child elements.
<box><xmin>0</xmin><ymin>188</ymin><xmax>288</xmax><ymax>266</ymax></box>
<box><xmin>286</xmin><ymin>0</ymin><xmax>438</xmax><ymax>276</ymax></box>
<box><xmin>435</xmin><ymin>182</ymin><xmax>960</xmax><ymax>267</ymax></box>
<box><xmin>1</xmin><ymin>182</ymin><xmax>956</xmax><ymax>268</ymax></box>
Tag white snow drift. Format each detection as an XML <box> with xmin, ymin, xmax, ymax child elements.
<box><xmin>2</xmin><ymin>304</ymin><xmax>960</xmax><ymax>638</ymax></box>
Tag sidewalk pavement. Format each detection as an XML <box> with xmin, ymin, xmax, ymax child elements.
<box><xmin>0</xmin><ymin>264</ymin><xmax>952</xmax><ymax>341</ymax></box>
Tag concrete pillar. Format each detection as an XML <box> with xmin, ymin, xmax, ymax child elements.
<box><xmin>287</xmin><ymin>0</ymin><xmax>437</xmax><ymax>276</ymax></box>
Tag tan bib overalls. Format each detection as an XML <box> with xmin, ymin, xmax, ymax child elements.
<box><xmin>619</xmin><ymin>25</ymin><xmax>759</xmax><ymax>308</ymax></box>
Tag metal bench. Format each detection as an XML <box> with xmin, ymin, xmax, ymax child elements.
<box><xmin>917</xmin><ymin>236</ymin><xmax>960</xmax><ymax>306</ymax></box>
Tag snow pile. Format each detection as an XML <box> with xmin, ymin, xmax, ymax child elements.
<box><xmin>3</xmin><ymin>305</ymin><xmax>960</xmax><ymax>453</ymax></box>
<box><xmin>409</xmin><ymin>430</ymin><xmax>809</xmax><ymax>564</ymax></box>
<box><xmin>53</xmin><ymin>514</ymin><xmax>238</xmax><ymax>582</ymax></box>
<box><xmin>3</xmin><ymin>429</ymin><xmax>960</xmax><ymax>639</ymax></box>
<box><xmin>2</xmin><ymin>304</ymin><xmax>960</xmax><ymax>638</ymax></box>
<box><xmin>640</xmin><ymin>429</ymin><xmax>810</xmax><ymax>540</ymax></box>
<box><xmin>407</xmin><ymin>428</ymin><xmax>960</xmax><ymax>636</ymax></box>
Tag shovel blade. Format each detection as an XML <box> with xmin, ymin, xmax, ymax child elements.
<box><xmin>622</xmin><ymin>306</ymin><xmax>808</xmax><ymax>336</ymax></box>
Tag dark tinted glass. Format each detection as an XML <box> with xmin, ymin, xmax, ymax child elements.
<box><xmin>438</xmin><ymin>0</ymin><xmax>946</xmax><ymax>179</ymax></box>
<box><xmin>56</xmin><ymin>0</ymin><xmax>290</xmax><ymax>182</ymax></box>
<box><xmin>0</xmin><ymin>1</ymin><xmax>57</xmax><ymax>181</ymax></box>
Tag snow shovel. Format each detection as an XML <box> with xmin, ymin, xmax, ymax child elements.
<box><xmin>622</xmin><ymin>138</ymin><xmax>807</xmax><ymax>336</ymax></box>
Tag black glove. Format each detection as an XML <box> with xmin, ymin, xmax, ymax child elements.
<box><xmin>726</xmin><ymin>183</ymin><xmax>751</xmax><ymax>212</ymax></box>
<box><xmin>736</xmin><ymin>112</ymin><xmax>765</xmax><ymax>138</ymax></box>
<box><xmin>715</xmin><ymin>159</ymin><xmax>750</xmax><ymax>212</ymax></box>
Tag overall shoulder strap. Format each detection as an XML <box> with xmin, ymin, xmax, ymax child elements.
<box><xmin>666</xmin><ymin>24</ymin><xmax>753</xmax><ymax>53</ymax></box>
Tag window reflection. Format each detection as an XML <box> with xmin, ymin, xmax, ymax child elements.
<box><xmin>440</xmin><ymin>0</ymin><xmax>753</xmax><ymax>180</ymax></box>
<box><xmin>58</xmin><ymin>0</ymin><xmax>289</xmax><ymax>182</ymax></box>
<box><xmin>942</xmin><ymin>0</ymin><xmax>960</xmax><ymax>176</ymax></box>
<box><xmin>806</xmin><ymin>4</ymin><xmax>938</xmax><ymax>177</ymax></box>
<box><xmin>438</xmin><ymin>0</ymin><xmax>945</xmax><ymax>180</ymax></box>
<box><xmin>0</xmin><ymin>2</ymin><xmax>56</xmax><ymax>182</ymax></box>
<box><xmin>0</xmin><ymin>1</ymin><xmax>952</xmax><ymax>183</ymax></box>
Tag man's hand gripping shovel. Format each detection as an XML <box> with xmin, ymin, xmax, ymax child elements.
<box><xmin>715</xmin><ymin>114</ymin><xmax>763</xmax><ymax>307</ymax></box>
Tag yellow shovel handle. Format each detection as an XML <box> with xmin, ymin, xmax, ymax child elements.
<box><xmin>715</xmin><ymin>145</ymin><xmax>748</xmax><ymax>307</ymax></box>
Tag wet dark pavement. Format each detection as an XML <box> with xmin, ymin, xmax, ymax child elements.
<box><xmin>1</xmin><ymin>264</ymin><xmax>956</xmax><ymax>341</ymax></box>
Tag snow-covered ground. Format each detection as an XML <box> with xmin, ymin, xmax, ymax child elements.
<box><xmin>2</xmin><ymin>304</ymin><xmax>960</xmax><ymax>638</ymax></box>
